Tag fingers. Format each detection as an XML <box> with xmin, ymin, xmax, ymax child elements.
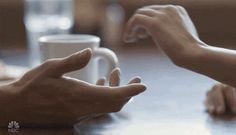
<box><xmin>89</xmin><ymin>83</ymin><xmax>146</xmax><ymax>99</ymax></box>
<box><xmin>109</xmin><ymin>68</ymin><xmax>121</xmax><ymax>87</ymax></box>
<box><xmin>205</xmin><ymin>84</ymin><xmax>226</xmax><ymax>115</ymax></box>
<box><xmin>136</xmin><ymin>28</ymin><xmax>149</xmax><ymax>39</ymax></box>
<box><xmin>123</xmin><ymin>14</ymin><xmax>153</xmax><ymax>43</ymax></box>
<box><xmin>205</xmin><ymin>90</ymin><xmax>216</xmax><ymax>114</ymax></box>
<box><xmin>123</xmin><ymin>5</ymin><xmax>183</xmax><ymax>43</ymax></box>
<box><xmin>223</xmin><ymin>85</ymin><xmax>236</xmax><ymax>114</ymax></box>
<box><xmin>96</xmin><ymin>77</ymin><xmax>106</xmax><ymax>86</ymax></box>
<box><xmin>95</xmin><ymin>68</ymin><xmax>121</xmax><ymax>87</ymax></box>
<box><xmin>114</xmin><ymin>84</ymin><xmax>147</xmax><ymax>98</ymax></box>
<box><xmin>205</xmin><ymin>84</ymin><xmax>236</xmax><ymax>115</ymax></box>
<box><xmin>44</xmin><ymin>48</ymin><xmax>92</xmax><ymax>77</ymax></box>
<box><xmin>128</xmin><ymin>77</ymin><xmax>141</xmax><ymax>84</ymax></box>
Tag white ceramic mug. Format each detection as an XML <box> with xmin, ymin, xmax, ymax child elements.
<box><xmin>39</xmin><ymin>34</ymin><xmax>119</xmax><ymax>84</ymax></box>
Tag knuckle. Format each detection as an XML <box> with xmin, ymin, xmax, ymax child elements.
<box><xmin>42</xmin><ymin>59</ymin><xmax>54</xmax><ymax>67</ymax></box>
<box><xmin>43</xmin><ymin>59</ymin><xmax>59</xmax><ymax>67</ymax></box>
<box><xmin>133</xmin><ymin>14</ymin><xmax>143</xmax><ymax>21</ymax></box>
<box><xmin>116</xmin><ymin>91</ymin><xmax>128</xmax><ymax>99</ymax></box>
<box><xmin>20</xmin><ymin>72</ymin><xmax>32</xmax><ymax>82</ymax></box>
<box><xmin>212</xmin><ymin>83</ymin><xmax>223</xmax><ymax>90</ymax></box>
<box><xmin>141</xmin><ymin>5</ymin><xmax>153</xmax><ymax>9</ymax></box>
<box><xmin>148</xmin><ymin>19</ymin><xmax>157</xmax><ymax>27</ymax></box>
<box><xmin>176</xmin><ymin>5</ymin><xmax>184</xmax><ymax>10</ymax></box>
<box><xmin>136</xmin><ymin>8</ymin><xmax>145</xmax><ymax>14</ymax></box>
<box><xmin>156</xmin><ymin>13</ymin><xmax>167</xmax><ymax>21</ymax></box>
<box><xmin>166</xmin><ymin>5</ymin><xmax>176</xmax><ymax>10</ymax></box>
<box><xmin>164</xmin><ymin>5</ymin><xmax>178</xmax><ymax>13</ymax></box>
<box><xmin>224</xmin><ymin>85</ymin><xmax>234</xmax><ymax>90</ymax></box>
<box><xmin>42</xmin><ymin>59</ymin><xmax>59</xmax><ymax>71</ymax></box>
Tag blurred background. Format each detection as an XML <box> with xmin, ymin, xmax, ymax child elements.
<box><xmin>1</xmin><ymin>0</ymin><xmax>236</xmax><ymax>65</ymax></box>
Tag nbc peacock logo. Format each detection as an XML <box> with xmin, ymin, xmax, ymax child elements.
<box><xmin>8</xmin><ymin>121</ymin><xmax>20</xmax><ymax>133</ymax></box>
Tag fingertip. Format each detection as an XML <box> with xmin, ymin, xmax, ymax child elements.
<box><xmin>141</xmin><ymin>84</ymin><xmax>147</xmax><ymax>91</ymax></box>
<box><xmin>134</xmin><ymin>76</ymin><xmax>141</xmax><ymax>83</ymax></box>
<box><xmin>128</xmin><ymin>76</ymin><xmax>142</xmax><ymax>84</ymax></box>
<box><xmin>76</xmin><ymin>48</ymin><xmax>92</xmax><ymax>66</ymax></box>
<box><xmin>130</xmin><ymin>83</ymin><xmax>147</xmax><ymax>93</ymax></box>
<box><xmin>49</xmin><ymin>48</ymin><xmax>93</xmax><ymax>77</ymax></box>
<box><xmin>208</xmin><ymin>105</ymin><xmax>215</xmax><ymax>114</ymax></box>
<box><xmin>96</xmin><ymin>77</ymin><xmax>106</xmax><ymax>86</ymax></box>
<box><xmin>123</xmin><ymin>36</ymin><xmax>138</xmax><ymax>43</ymax></box>
<box><xmin>111</xmin><ymin>67</ymin><xmax>121</xmax><ymax>76</ymax></box>
<box><xmin>123</xmin><ymin>27</ymin><xmax>138</xmax><ymax>43</ymax></box>
<box><xmin>118</xmin><ymin>84</ymin><xmax>147</xmax><ymax>97</ymax></box>
<box><xmin>109</xmin><ymin>67</ymin><xmax>121</xmax><ymax>87</ymax></box>
<box><xmin>82</xmin><ymin>48</ymin><xmax>92</xmax><ymax>58</ymax></box>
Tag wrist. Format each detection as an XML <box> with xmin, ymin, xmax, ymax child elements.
<box><xmin>172</xmin><ymin>41</ymin><xmax>206</xmax><ymax>68</ymax></box>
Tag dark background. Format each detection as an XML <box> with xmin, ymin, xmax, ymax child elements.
<box><xmin>1</xmin><ymin>0</ymin><xmax>236</xmax><ymax>50</ymax></box>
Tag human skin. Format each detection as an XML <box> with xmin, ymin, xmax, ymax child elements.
<box><xmin>205</xmin><ymin>83</ymin><xmax>236</xmax><ymax>115</ymax></box>
<box><xmin>123</xmin><ymin>5</ymin><xmax>236</xmax><ymax>115</ymax></box>
<box><xmin>0</xmin><ymin>48</ymin><xmax>146</xmax><ymax>127</ymax></box>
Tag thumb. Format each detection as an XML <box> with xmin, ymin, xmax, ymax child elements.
<box><xmin>47</xmin><ymin>48</ymin><xmax>92</xmax><ymax>77</ymax></box>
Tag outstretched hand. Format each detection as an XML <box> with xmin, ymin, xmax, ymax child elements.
<box><xmin>0</xmin><ymin>48</ymin><xmax>146</xmax><ymax>127</ymax></box>
<box><xmin>124</xmin><ymin>5</ymin><xmax>236</xmax><ymax>88</ymax></box>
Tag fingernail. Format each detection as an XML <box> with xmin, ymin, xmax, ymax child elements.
<box><xmin>114</xmin><ymin>67</ymin><xmax>121</xmax><ymax>73</ymax></box>
<box><xmin>140</xmin><ymin>84</ymin><xmax>147</xmax><ymax>92</ymax></box>
<box><xmin>134</xmin><ymin>77</ymin><xmax>141</xmax><ymax>83</ymax></box>
<box><xmin>80</xmin><ymin>48</ymin><xmax>92</xmax><ymax>57</ymax></box>
<box><xmin>137</xmin><ymin>33</ymin><xmax>149</xmax><ymax>39</ymax></box>
<box><xmin>123</xmin><ymin>36</ymin><xmax>138</xmax><ymax>43</ymax></box>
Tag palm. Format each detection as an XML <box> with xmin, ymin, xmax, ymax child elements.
<box><xmin>8</xmin><ymin>48</ymin><xmax>146</xmax><ymax>127</ymax></box>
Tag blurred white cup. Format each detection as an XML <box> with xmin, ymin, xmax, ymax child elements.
<box><xmin>39</xmin><ymin>34</ymin><xmax>119</xmax><ymax>84</ymax></box>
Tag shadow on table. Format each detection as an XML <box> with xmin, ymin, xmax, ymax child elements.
<box><xmin>0</xmin><ymin>113</ymin><xmax>129</xmax><ymax>135</ymax></box>
<box><xmin>74</xmin><ymin>112</ymin><xmax>130</xmax><ymax>135</ymax></box>
<box><xmin>0</xmin><ymin>127</ymin><xmax>73</xmax><ymax>135</ymax></box>
<box><xmin>3</xmin><ymin>112</ymin><xmax>236</xmax><ymax>135</ymax></box>
<box><xmin>206</xmin><ymin>113</ymin><xmax>236</xmax><ymax>135</ymax></box>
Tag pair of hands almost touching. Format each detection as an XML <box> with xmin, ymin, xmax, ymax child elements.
<box><xmin>2</xmin><ymin>4</ymin><xmax>236</xmax><ymax>127</ymax></box>
<box><xmin>0</xmin><ymin>48</ymin><xmax>146</xmax><ymax>127</ymax></box>
<box><xmin>123</xmin><ymin>5</ymin><xmax>236</xmax><ymax>116</ymax></box>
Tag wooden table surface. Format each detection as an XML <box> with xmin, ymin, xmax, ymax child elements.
<box><xmin>1</xmin><ymin>45</ymin><xmax>236</xmax><ymax>135</ymax></box>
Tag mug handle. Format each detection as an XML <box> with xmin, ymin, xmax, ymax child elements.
<box><xmin>93</xmin><ymin>47</ymin><xmax>119</xmax><ymax>78</ymax></box>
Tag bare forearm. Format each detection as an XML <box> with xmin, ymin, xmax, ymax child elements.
<box><xmin>180</xmin><ymin>45</ymin><xmax>236</xmax><ymax>87</ymax></box>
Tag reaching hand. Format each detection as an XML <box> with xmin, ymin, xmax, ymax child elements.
<box><xmin>123</xmin><ymin>5</ymin><xmax>204</xmax><ymax>65</ymax></box>
<box><xmin>205</xmin><ymin>84</ymin><xmax>236</xmax><ymax>115</ymax></box>
<box><xmin>0</xmin><ymin>48</ymin><xmax>146</xmax><ymax>127</ymax></box>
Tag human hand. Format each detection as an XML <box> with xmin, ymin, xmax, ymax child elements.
<box><xmin>0</xmin><ymin>48</ymin><xmax>146</xmax><ymax>127</ymax></box>
<box><xmin>123</xmin><ymin>5</ymin><xmax>205</xmax><ymax>65</ymax></box>
<box><xmin>205</xmin><ymin>84</ymin><xmax>236</xmax><ymax>115</ymax></box>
